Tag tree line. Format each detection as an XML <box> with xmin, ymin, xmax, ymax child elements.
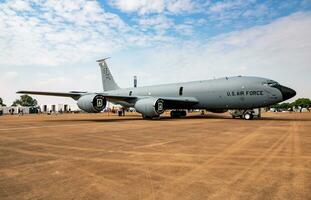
<box><xmin>0</xmin><ymin>95</ymin><xmax>38</xmax><ymax>107</ymax></box>
<box><xmin>270</xmin><ymin>98</ymin><xmax>311</xmax><ymax>110</ymax></box>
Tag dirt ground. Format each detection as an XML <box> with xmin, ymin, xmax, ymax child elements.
<box><xmin>0</xmin><ymin>112</ymin><xmax>310</xmax><ymax>200</ymax></box>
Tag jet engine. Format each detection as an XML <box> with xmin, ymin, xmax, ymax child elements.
<box><xmin>134</xmin><ymin>98</ymin><xmax>165</xmax><ymax>118</ymax></box>
<box><xmin>77</xmin><ymin>94</ymin><xmax>107</xmax><ymax>113</ymax></box>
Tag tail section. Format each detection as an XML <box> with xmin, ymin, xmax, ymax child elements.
<box><xmin>97</xmin><ymin>58</ymin><xmax>120</xmax><ymax>91</ymax></box>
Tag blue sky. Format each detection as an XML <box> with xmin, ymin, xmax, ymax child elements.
<box><xmin>0</xmin><ymin>0</ymin><xmax>311</xmax><ymax>107</ymax></box>
<box><xmin>100</xmin><ymin>0</ymin><xmax>311</xmax><ymax>38</ymax></box>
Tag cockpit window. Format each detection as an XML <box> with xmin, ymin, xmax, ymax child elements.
<box><xmin>262</xmin><ymin>80</ymin><xmax>280</xmax><ymax>87</ymax></box>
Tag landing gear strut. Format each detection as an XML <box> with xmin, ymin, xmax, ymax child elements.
<box><xmin>170</xmin><ymin>110</ymin><xmax>187</xmax><ymax>118</ymax></box>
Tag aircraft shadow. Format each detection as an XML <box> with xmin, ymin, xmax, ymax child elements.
<box><xmin>45</xmin><ymin>114</ymin><xmax>227</xmax><ymax>123</ymax></box>
<box><xmin>45</xmin><ymin>113</ymin><xmax>311</xmax><ymax>123</ymax></box>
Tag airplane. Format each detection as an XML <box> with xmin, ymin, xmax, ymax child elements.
<box><xmin>17</xmin><ymin>58</ymin><xmax>296</xmax><ymax>120</ymax></box>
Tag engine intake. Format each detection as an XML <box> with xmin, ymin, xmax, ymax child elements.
<box><xmin>77</xmin><ymin>94</ymin><xmax>107</xmax><ymax>113</ymax></box>
<box><xmin>134</xmin><ymin>98</ymin><xmax>165</xmax><ymax>118</ymax></box>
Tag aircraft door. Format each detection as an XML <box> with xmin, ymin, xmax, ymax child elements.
<box><xmin>179</xmin><ymin>87</ymin><xmax>183</xmax><ymax>96</ymax></box>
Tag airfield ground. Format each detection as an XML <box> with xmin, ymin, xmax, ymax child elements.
<box><xmin>0</xmin><ymin>112</ymin><xmax>310</xmax><ymax>200</ymax></box>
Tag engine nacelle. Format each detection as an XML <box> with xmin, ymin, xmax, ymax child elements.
<box><xmin>77</xmin><ymin>94</ymin><xmax>107</xmax><ymax>113</ymax></box>
<box><xmin>134</xmin><ymin>98</ymin><xmax>165</xmax><ymax>117</ymax></box>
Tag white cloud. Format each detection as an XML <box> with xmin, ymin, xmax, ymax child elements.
<box><xmin>139</xmin><ymin>15</ymin><xmax>173</xmax><ymax>27</ymax></box>
<box><xmin>243</xmin><ymin>4</ymin><xmax>268</xmax><ymax>17</ymax></box>
<box><xmin>37</xmin><ymin>76</ymin><xmax>73</xmax><ymax>87</ymax></box>
<box><xmin>208</xmin><ymin>0</ymin><xmax>255</xmax><ymax>13</ymax></box>
<box><xmin>7</xmin><ymin>0</ymin><xmax>33</xmax><ymax>11</ymax></box>
<box><xmin>166</xmin><ymin>0</ymin><xmax>196</xmax><ymax>13</ymax></box>
<box><xmin>109</xmin><ymin>0</ymin><xmax>197</xmax><ymax>15</ymax></box>
<box><xmin>2</xmin><ymin>71</ymin><xmax>19</xmax><ymax>80</ymax></box>
<box><xmin>109</xmin><ymin>0</ymin><xmax>165</xmax><ymax>14</ymax></box>
<box><xmin>0</xmin><ymin>0</ymin><xmax>192</xmax><ymax>67</ymax></box>
<box><xmin>204</xmin><ymin>0</ymin><xmax>267</xmax><ymax>23</ymax></box>
<box><xmin>138</xmin><ymin>15</ymin><xmax>174</xmax><ymax>34</ymax></box>
<box><xmin>136</xmin><ymin>14</ymin><xmax>194</xmax><ymax>37</ymax></box>
<box><xmin>0</xmin><ymin>0</ymin><xmax>132</xmax><ymax>66</ymax></box>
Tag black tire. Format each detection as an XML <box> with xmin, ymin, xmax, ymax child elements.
<box><xmin>170</xmin><ymin>111</ymin><xmax>175</xmax><ymax>118</ymax></box>
<box><xmin>181</xmin><ymin>111</ymin><xmax>187</xmax><ymax>117</ymax></box>
<box><xmin>170</xmin><ymin>111</ymin><xmax>182</xmax><ymax>118</ymax></box>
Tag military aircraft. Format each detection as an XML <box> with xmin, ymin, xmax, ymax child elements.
<box><xmin>17</xmin><ymin>58</ymin><xmax>296</xmax><ymax>120</ymax></box>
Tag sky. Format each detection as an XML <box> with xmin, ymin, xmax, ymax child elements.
<box><xmin>0</xmin><ymin>0</ymin><xmax>311</xmax><ymax>108</ymax></box>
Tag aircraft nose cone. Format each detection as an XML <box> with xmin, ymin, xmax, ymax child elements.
<box><xmin>280</xmin><ymin>85</ymin><xmax>296</xmax><ymax>101</ymax></box>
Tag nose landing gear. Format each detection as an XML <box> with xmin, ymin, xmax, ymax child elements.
<box><xmin>243</xmin><ymin>112</ymin><xmax>253</xmax><ymax>120</ymax></box>
<box><xmin>229</xmin><ymin>109</ymin><xmax>261</xmax><ymax>120</ymax></box>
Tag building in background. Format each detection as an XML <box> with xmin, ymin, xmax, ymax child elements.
<box><xmin>40</xmin><ymin>104</ymin><xmax>72</xmax><ymax>113</ymax></box>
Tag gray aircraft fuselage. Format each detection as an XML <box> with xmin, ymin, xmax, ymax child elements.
<box><xmin>106</xmin><ymin>76</ymin><xmax>296</xmax><ymax>110</ymax></box>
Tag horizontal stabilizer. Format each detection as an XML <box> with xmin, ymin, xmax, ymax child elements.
<box><xmin>96</xmin><ymin>57</ymin><xmax>110</xmax><ymax>63</ymax></box>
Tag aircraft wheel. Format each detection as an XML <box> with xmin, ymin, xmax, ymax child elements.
<box><xmin>171</xmin><ymin>111</ymin><xmax>186</xmax><ymax>118</ymax></box>
<box><xmin>244</xmin><ymin>113</ymin><xmax>253</xmax><ymax>120</ymax></box>
<box><xmin>170</xmin><ymin>111</ymin><xmax>179</xmax><ymax>118</ymax></box>
<box><xmin>181</xmin><ymin>111</ymin><xmax>187</xmax><ymax>117</ymax></box>
<box><xmin>170</xmin><ymin>110</ymin><xmax>179</xmax><ymax>118</ymax></box>
<box><xmin>170</xmin><ymin>111</ymin><xmax>175</xmax><ymax>118</ymax></box>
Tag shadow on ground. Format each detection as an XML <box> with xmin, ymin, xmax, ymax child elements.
<box><xmin>44</xmin><ymin>113</ymin><xmax>311</xmax><ymax>123</ymax></box>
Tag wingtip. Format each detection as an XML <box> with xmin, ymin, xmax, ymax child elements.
<box><xmin>16</xmin><ymin>91</ymin><xmax>29</xmax><ymax>94</ymax></box>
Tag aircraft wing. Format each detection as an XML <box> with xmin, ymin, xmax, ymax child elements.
<box><xmin>17</xmin><ymin>91</ymin><xmax>86</xmax><ymax>100</ymax></box>
<box><xmin>17</xmin><ymin>91</ymin><xmax>198</xmax><ymax>108</ymax></box>
<box><xmin>16</xmin><ymin>91</ymin><xmax>138</xmax><ymax>101</ymax></box>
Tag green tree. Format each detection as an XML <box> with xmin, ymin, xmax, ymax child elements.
<box><xmin>292</xmin><ymin>98</ymin><xmax>311</xmax><ymax>108</ymax></box>
<box><xmin>12</xmin><ymin>95</ymin><xmax>38</xmax><ymax>107</ymax></box>
<box><xmin>271</xmin><ymin>102</ymin><xmax>292</xmax><ymax>110</ymax></box>
<box><xmin>0</xmin><ymin>98</ymin><xmax>6</xmax><ymax>106</ymax></box>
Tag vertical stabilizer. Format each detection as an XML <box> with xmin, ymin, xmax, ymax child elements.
<box><xmin>97</xmin><ymin>58</ymin><xmax>120</xmax><ymax>91</ymax></box>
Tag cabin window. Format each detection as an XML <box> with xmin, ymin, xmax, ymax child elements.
<box><xmin>179</xmin><ymin>87</ymin><xmax>183</xmax><ymax>96</ymax></box>
<box><xmin>129</xmin><ymin>91</ymin><xmax>132</xmax><ymax>96</ymax></box>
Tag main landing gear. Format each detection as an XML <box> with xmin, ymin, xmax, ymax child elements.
<box><xmin>170</xmin><ymin>110</ymin><xmax>187</xmax><ymax>118</ymax></box>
